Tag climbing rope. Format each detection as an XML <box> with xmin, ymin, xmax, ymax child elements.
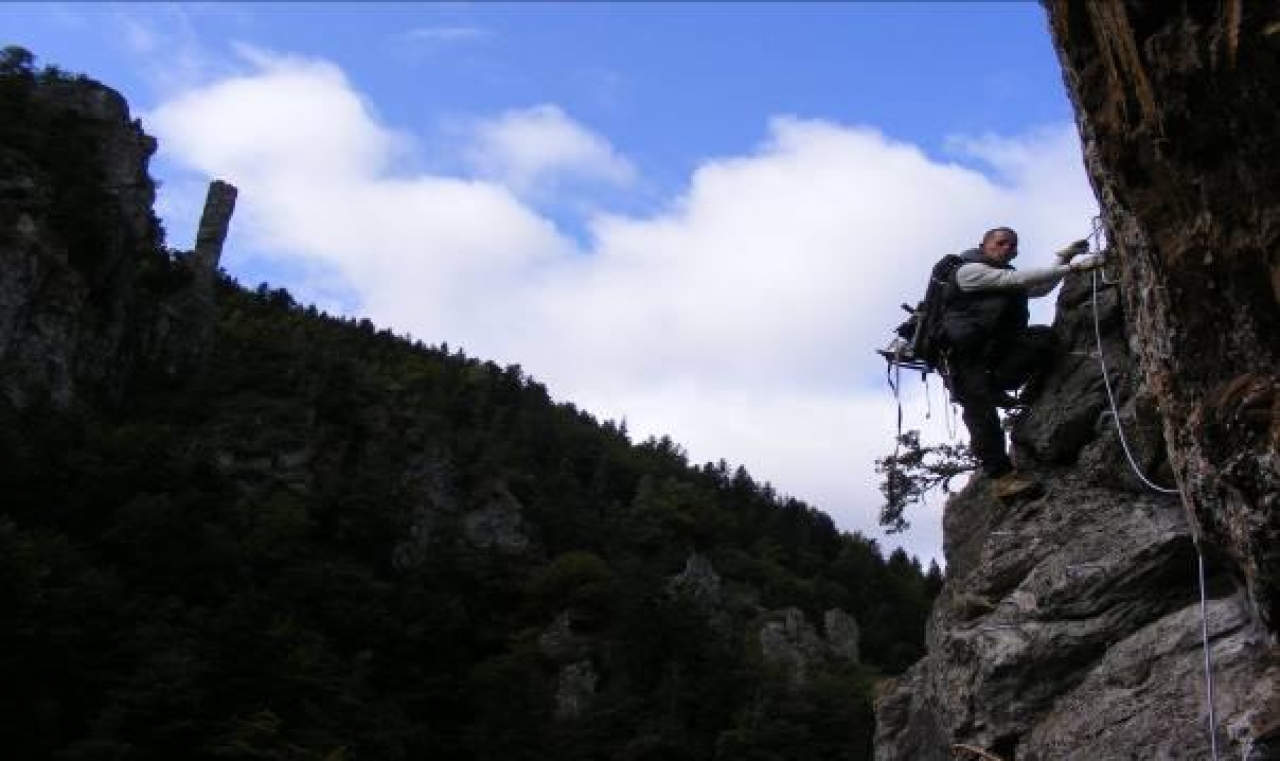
<box><xmin>1087</xmin><ymin>237</ymin><xmax>1220</xmax><ymax>761</ymax></box>
<box><xmin>1196</xmin><ymin>547</ymin><xmax>1220</xmax><ymax>761</ymax></box>
<box><xmin>1089</xmin><ymin>268</ymin><xmax>1179</xmax><ymax>496</ymax></box>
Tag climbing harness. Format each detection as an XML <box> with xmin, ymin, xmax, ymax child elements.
<box><xmin>1086</xmin><ymin>228</ymin><xmax>1220</xmax><ymax>761</ymax></box>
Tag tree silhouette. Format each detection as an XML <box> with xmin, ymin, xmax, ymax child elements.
<box><xmin>875</xmin><ymin>430</ymin><xmax>975</xmax><ymax>533</ymax></box>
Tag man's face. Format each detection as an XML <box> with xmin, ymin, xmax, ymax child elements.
<box><xmin>981</xmin><ymin>231</ymin><xmax>1019</xmax><ymax>264</ymax></box>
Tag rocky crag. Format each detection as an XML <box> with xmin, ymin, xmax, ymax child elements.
<box><xmin>0</xmin><ymin>62</ymin><xmax>229</xmax><ymax>411</ymax></box>
<box><xmin>875</xmin><ymin>272</ymin><xmax>1277</xmax><ymax>759</ymax></box>
<box><xmin>875</xmin><ymin>4</ymin><xmax>1279</xmax><ymax>759</ymax></box>
<box><xmin>1046</xmin><ymin>0</ymin><xmax>1278</xmax><ymax>641</ymax></box>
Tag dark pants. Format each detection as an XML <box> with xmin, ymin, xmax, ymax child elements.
<box><xmin>948</xmin><ymin>326</ymin><xmax>1056</xmax><ymax>477</ymax></box>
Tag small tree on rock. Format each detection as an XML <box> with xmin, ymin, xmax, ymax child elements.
<box><xmin>876</xmin><ymin>430</ymin><xmax>975</xmax><ymax>533</ymax></box>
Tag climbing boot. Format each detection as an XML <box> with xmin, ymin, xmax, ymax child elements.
<box><xmin>990</xmin><ymin>470</ymin><xmax>1043</xmax><ymax>501</ymax></box>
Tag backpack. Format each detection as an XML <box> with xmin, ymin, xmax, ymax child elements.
<box><xmin>877</xmin><ymin>253</ymin><xmax>965</xmax><ymax>376</ymax></box>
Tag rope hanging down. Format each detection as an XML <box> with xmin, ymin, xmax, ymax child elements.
<box><xmin>1089</xmin><ymin>268</ymin><xmax>1179</xmax><ymax>496</ymax></box>
<box><xmin>1086</xmin><ymin>233</ymin><xmax>1219</xmax><ymax>761</ymax></box>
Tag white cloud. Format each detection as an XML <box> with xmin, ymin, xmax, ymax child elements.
<box><xmin>147</xmin><ymin>53</ymin><xmax>571</xmax><ymax>347</ymax></box>
<box><xmin>390</xmin><ymin>24</ymin><xmax>496</xmax><ymax>66</ymax></box>
<box><xmin>105</xmin><ymin>4</ymin><xmax>239</xmax><ymax>94</ymax></box>
<box><xmin>465</xmin><ymin>104</ymin><xmax>636</xmax><ymax>196</ymax></box>
<box><xmin>146</xmin><ymin>54</ymin><xmax>1097</xmax><ymax>564</ymax></box>
<box><xmin>151</xmin><ymin>52</ymin><xmax>398</xmax><ymax>183</ymax></box>
<box><xmin>403</xmin><ymin>25</ymin><xmax>492</xmax><ymax>44</ymax></box>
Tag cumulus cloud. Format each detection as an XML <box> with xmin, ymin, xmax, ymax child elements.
<box><xmin>146</xmin><ymin>53</ymin><xmax>1096</xmax><ymax>563</ymax></box>
<box><xmin>148</xmin><ymin>53</ymin><xmax>571</xmax><ymax>345</ymax></box>
<box><xmin>151</xmin><ymin>52</ymin><xmax>398</xmax><ymax>183</ymax></box>
<box><xmin>464</xmin><ymin>104</ymin><xmax>636</xmax><ymax>196</ymax></box>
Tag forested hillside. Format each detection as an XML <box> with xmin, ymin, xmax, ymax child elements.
<box><xmin>1</xmin><ymin>49</ymin><xmax>938</xmax><ymax>760</ymax></box>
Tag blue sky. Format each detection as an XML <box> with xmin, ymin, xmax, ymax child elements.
<box><xmin>4</xmin><ymin>2</ymin><xmax>1098</xmax><ymax>562</ymax></box>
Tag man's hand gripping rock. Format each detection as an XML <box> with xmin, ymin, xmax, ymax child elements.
<box><xmin>1056</xmin><ymin>239</ymin><xmax>1105</xmax><ymax>272</ymax></box>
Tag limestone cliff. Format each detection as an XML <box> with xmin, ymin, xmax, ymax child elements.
<box><xmin>875</xmin><ymin>273</ymin><xmax>1277</xmax><ymax>759</ymax></box>
<box><xmin>1045</xmin><ymin>0</ymin><xmax>1279</xmax><ymax>640</ymax></box>
<box><xmin>874</xmin><ymin>4</ymin><xmax>1279</xmax><ymax>758</ymax></box>
<box><xmin>0</xmin><ymin>66</ymin><xmax>228</xmax><ymax>411</ymax></box>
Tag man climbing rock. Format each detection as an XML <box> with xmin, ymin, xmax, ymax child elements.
<box><xmin>941</xmin><ymin>226</ymin><xmax>1103</xmax><ymax>500</ymax></box>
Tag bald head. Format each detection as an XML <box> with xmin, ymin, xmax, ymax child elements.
<box><xmin>979</xmin><ymin>227</ymin><xmax>1019</xmax><ymax>264</ymax></box>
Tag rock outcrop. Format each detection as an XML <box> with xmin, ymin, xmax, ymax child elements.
<box><xmin>462</xmin><ymin>482</ymin><xmax>534</xmax><ymax>555</ymax></box>
<box><xmin>0</xmin><ymin>69</ymin><xmax>232</xmax><ymax>410</ymax></box>
<box><xmin>664</xmin><ymin>551</ymin><xmax>862</xmax><ymax>686</ymax></box>
<box><xmin>876</xmin><ymin>5</ymin><xmax>1279</xmax><ymax>758</ymax></box>
<box><xmin>1046</xmin><ymin>0</ymin><xmax>1279</xmax><ymax>634</ymax></box>
<box><xmin>667</xmin><ymin>552</ymin><xmax>725</xmax><ymax>613</ymax></box>
<box><xmin>759</xmin><ymin>606</ymin><xmax>861</xmax><ymax>685</ymax></box>
<box><xmin>875</xmin><ymin>272</ymin><xmax>1278</xmax><ymax>759</ymax></box>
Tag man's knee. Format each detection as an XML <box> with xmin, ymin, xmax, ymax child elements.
<box><xmin>991</xmin><ymin>327</ymin><xmax>1057</xmax><ymax>388</ymax></box>
<box><xmin>1021</xmin><ymin>325</ymin><xmax>1058</xmax><ymax>360</ymax></box>
<box><xmin>948</xmin><ymin>361</ymin><xmax>992</xmax><ymax>403</ymax></box>
<box><xmin>1025</xmin><ymin>324</ymin><xmax>1056</xmax><ymax>343</ymax></box>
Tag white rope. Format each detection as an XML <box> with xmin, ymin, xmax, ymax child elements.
<box><xmin>1088</xmin><ymin>253</ymin><xmax>1219</xmax><ymax>760</ymax></box>
<box><xmin>1090</xmin><ymin>269</ymin><xmax>1180</xmax><ymax>495</ymax></box>
<box><xmin>1197</xmin><ymin>548</ymin><xmax>1221</xmax><ymax>761</ymax></box>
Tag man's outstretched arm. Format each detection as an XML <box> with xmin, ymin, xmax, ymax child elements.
<box><xmin>957</xmin><ymin>251</ymin><xmax>1103</xmax><ymax>297</ymax></box>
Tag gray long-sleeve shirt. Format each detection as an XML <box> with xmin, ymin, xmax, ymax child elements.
<box><xmin>955</xmin><ymin>260</ymin><xmax>1072</xmax><ymax>298</ymax></box>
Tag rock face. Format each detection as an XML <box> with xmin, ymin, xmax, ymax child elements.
<box><xmin>0</xmin><ymin>71</ymin><xmax>231</xmax><ymax>410</ymax></box>
<box><xmin>554</xmin><ymin>660</ymin><xmax>598</xmax><ymax>720</ymax></box>
<box><xmin>758</xmin><ymin>606</ymin><xmax>861</xmax><ymax>685</ymax></box>
<box><xmin>1045</xmin><ymin>0</ymin><xmax>1279</xmax><ymax>634</ymax></box>
<box><xmin>875</xmin><ymin>6</ymin><xmax>1280</xmax><ymax>758</ymax></box>
<box><xmin>462</xmin><ymin>481</ymin><xmax>534</xmax><ymax>554</ymax></box>
<box><xmin>874</xmin><ymin>271</ymin><xmax>1279</xmax><ymax>759</ymax></box>
<box><xmin>193</xmin><ymin>179</ymin><xmax>237</xmax><ymax>282</ymax></box>
<box><xmin>667</xmin><ymin>552</ymin><xmax>724</xmax><ymax>613</ymax></box>
<box><xmin>664</xmin><ymin>551</ymin><xmax>862</xmax><ymax>685</ymax></box>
